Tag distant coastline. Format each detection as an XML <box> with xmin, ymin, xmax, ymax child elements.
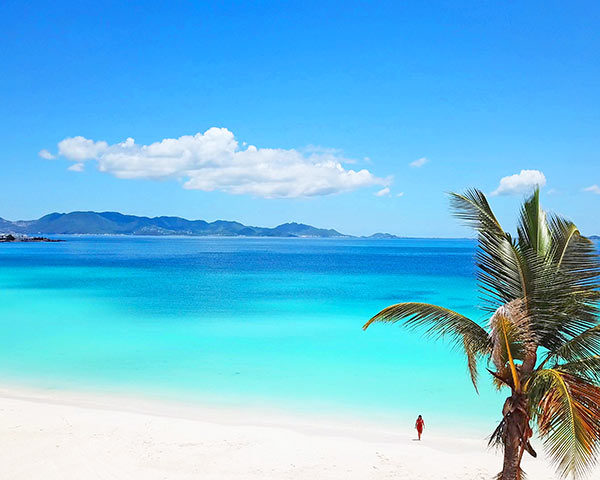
<box><xmin>0</xmin><ymin>234</ymin><xmax>63</xmax><ymax>243</ymax></box>
<box><xmin>0</xmin><ymin>211</ymin><xmax>401</xmax><ymax>239</ymax></box>
<box><xmin>2</xmin><ymin>212</ymin><xmax>596</xmax><ymax>240</ymax></box>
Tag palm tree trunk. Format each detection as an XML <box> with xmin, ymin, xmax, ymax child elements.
<box><xmin>500</xmin><ymin>394</ymin><xmax>528</xmax><ymax>480</ymax></box>
<box><xmin>501</xmin><ymin>416</ymin><xmax>522</xmax><ymax>479</ymax></box>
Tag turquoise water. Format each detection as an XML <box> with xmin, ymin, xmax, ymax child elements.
<box><xmin>0</xmin><ymin>236</ymin><xmax>505</xmax><ymax>432</ymax></box>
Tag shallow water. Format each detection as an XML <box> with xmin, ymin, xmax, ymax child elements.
<box><xmin>0</xmin><ymin>236</ymin><xmax>506</xmax><ymax>432</ymax></box>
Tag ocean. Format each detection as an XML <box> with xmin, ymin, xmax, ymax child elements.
<box><xmin>0</xmin><ymin>236</ymin><xmax>506</xmax><ymax>432</ymax></box>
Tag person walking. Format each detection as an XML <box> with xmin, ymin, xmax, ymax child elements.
<box><xmin>415</xmin><ymin>415</ymin><xmax>425</xmax><ymax>440</ymax></box>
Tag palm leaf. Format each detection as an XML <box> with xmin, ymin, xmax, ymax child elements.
<box><xmin>548</xmin><ymin>215</ymin><xmax>581</xmax><ymax>270</ymax></box>
<box><xmin>528</xmin><ymin>369</ymin><xmax>600</xmax><ymax>478</ymax></box>
<box><xmin>556</xmin><ymin>356</ymin><xmax>600</xmax><ymax>383</ymax></box>
<box><xmin>450</xmin><ymin>189</ymin><xmax>531</xmax><ymax>311</ymax></box>
<box><xmin>548</xmin><ymin>215</ymin><xmax>600</xmax><ymax>290</ymax></box>
<box><xmin>449</xmin><ymin>189</ymin><xmax>505</xmax><ymax>236</ymax></box>
<box><xmin>534</xmin><ymin>216</ymin><xmax>600</xmax><ymax>351</ymax></box>
<box><xmin>517</xmin><ymin>188</ymin><xmax>551</xmax><ymax>256</ymax></box>
<box><xmin>363</xmin><ymin>302</ymin><xmax>490</xmax><ymax>391</ymax></box>
<box><xmin>546</xmin><ymin>325</ymin><xmax>600</xmax><ymax>365</ymax></box>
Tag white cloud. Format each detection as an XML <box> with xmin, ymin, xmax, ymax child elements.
<box><xmin>410</xmin><ymin>157</ymin><xmax>428</xmax><ymax>168</ymax></box>
<box><xmin>49</xmin><ymin>128</ymin><xmax>390</xmax><ymax>198</ymax></box>
<box><xmin>584</xmin><ymin>185</ymin><xmax>600</xmax><ymax>194</ymax></box>
<box><xmin>375</xmin><ymin>187</ymin><xmax>390</xmax><ymax>197</ymax></box>
<box><xmin>396</xmin><ymin>192</ymin><xmax>405</xmax><ymax>197</ymax></box>
<box><xmin>491</xmin><ymin>169</ymin><xmax>546</xmax><ymax>196</ymax></box>
<box><xmin>58</xmin><ymin>136</ymin><xmax>108</xmax><ymax>161</ymax></box>
<box><xmin>38</xmin><ymin>149</ymin><xmax>56</xmax><ymax>160</ymax></box>
<box><xmin>67</xmin><ymin>162</ymin><xmax>85</xmax><ymax>172</ymax></box>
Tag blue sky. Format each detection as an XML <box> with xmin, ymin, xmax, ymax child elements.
<box><xmin>1</xmin><ymin>1</ymin><xmax>599</xmax><ymax>236</ymax></box>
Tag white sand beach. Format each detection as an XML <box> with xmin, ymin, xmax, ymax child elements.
<box><xmin>0</xmin><ymin>385</ymin><xmax>567</xmax><ymax>480</ymax></box>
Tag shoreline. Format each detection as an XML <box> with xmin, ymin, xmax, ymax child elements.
<box><xmin>0</xmin><ymin>384</ymin><xmax>562</xmax><ymax>479</ymax></box>
<box><xmin>0</xmin><ymin>374</ymin><xmax>498</xmax><ymax>439</ymax></box>
<box><xmin>0</xmin><ymin>382</ymin><xmax>479</xmax><ymax>443</ymax></box>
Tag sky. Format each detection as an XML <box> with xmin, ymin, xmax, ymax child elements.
<box><xmin>1</xmin><ymin>1</ymin><xmax>599</xmax><ymax>237</ymax></box>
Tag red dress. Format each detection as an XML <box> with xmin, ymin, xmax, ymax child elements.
<box><xmin>416</xmin><ymin>418</ymin><xmax>424</xmax><ymax>433</ymax></box>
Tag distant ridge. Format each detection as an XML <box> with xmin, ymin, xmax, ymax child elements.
<box><xmin>0</xmin><ymin>211</ymin><xmax>395</xmax><ymax>238</ymax></box>
<box><xmin>367</xmin><ymin>232</ymin><xmax>401</xmax><ymax>239</ymax></box>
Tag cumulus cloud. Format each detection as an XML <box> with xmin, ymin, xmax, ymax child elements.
<box><xmin>38</xmin><ymin>149</ymin><xmax>56</xmax><ymax>160</ymax></box>
<box><xmin>58</xmin><ymin>136</ymin><xmax>109</xmax><ymax>161</ymax></box>
<box><xmin>491</xmin><ymin>169</ymin><xmax>546</xmax><ymax>196</ymax></box>
<box><xmin>46</xmin><ymin>128</ymin><xmax>389</xmax><ymax>198</ymax></box>
<box><xmin>410</xmin><ymin>157</ymin><xmax>428</xmax><ymax>168</ymax></box>
<box><xmin>584</xmin><ymin>185</ymin><xmax>600</xmax><ymax>194</ymax></box>
<box><xmin>67</xmin><ymin>162</ymin><xmax>85</xmax><ymax>172</ymax></box>
<box><xmin>375</xmin><ymin>187</ymin><xmax>390</xmax><ymax>197</ymax></box>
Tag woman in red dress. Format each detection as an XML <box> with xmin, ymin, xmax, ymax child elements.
<box><xmin>415</xmin><ymin>415</ymin><xmax>425</xmax><ymax>440</ymax></box>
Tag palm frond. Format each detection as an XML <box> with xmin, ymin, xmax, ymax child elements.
<box><xmin>548</xmin><ymin>215</ymin><xmax>600</xmax><ymax>289</ymax></box>
<box><xmin>517</xmin><ymin>188</ymin><xmax>551</xmax><ymax>256</ymax></box>
<box><xmin>546</xmin><ymin>325</ymin><xmax>600</xmax><ymax>365</ymax></box>
<box><xmin>557</xmin><ymin>356</ymin><xmax>600</xmax><ymax>383</ymax></box>
<box><xmin>450</xmin><ymin>189</ymin><xmax>531</xmax><ymax>311</ymax></box>
<box><xmin>532</xmin><ymin>216</ymin><xmax>600</xmax><ymax>351</ymax></box>
<box><xmin>363</xmin><ymin>302</ymin><xmax>490</xmax><ymax>391</ymax></box>
<box><xmin>528</xmin><ymin>369</ymin><xmax>600</xmax><ymax>478</ymax></box>
<box><xmin>547</xmin><ymin>215</ymin><xmax>581</xmax><ymax>270</ymax></box>
<box><xmin>449</xmin><ymin>189</ymin><xmax>505</xmax><ymax>236</ymax></box>
<box><xmin>476</xmin><ymin>233</ymin><xmax>533</xmax><ymax>311</ymax></box>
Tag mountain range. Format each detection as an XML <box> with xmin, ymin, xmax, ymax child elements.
<box><xmin>0</xmin><ymin>211</ymin><xmax>398</xmax><ymax>238</ymax></box>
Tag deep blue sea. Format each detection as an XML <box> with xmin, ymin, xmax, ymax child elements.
<box><xmin>0</xmin><ymin>236</ymin><xmax>506</xmax><ymax>431</ymax></box>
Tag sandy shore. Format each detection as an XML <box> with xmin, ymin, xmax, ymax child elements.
<box><xmin>0</xmin><ymin>386</ymin><xmax>567</xmax><ymax>479</ymax></box>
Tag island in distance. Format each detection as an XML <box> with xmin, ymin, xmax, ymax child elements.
<box><xmin>0</xmin><ymin>234</ymin><xmax>63</xmax><ymax>243</ymax></box>
<box><xmin>0</xmin><ymin>211</ymin><xmax>400</xmax><ymax>239</ymax></box>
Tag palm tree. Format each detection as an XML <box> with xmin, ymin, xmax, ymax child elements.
<box><xmin>363</xmin><ymin>188</ymin><xmax>600</xmax><ymax>480</ymax></box>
